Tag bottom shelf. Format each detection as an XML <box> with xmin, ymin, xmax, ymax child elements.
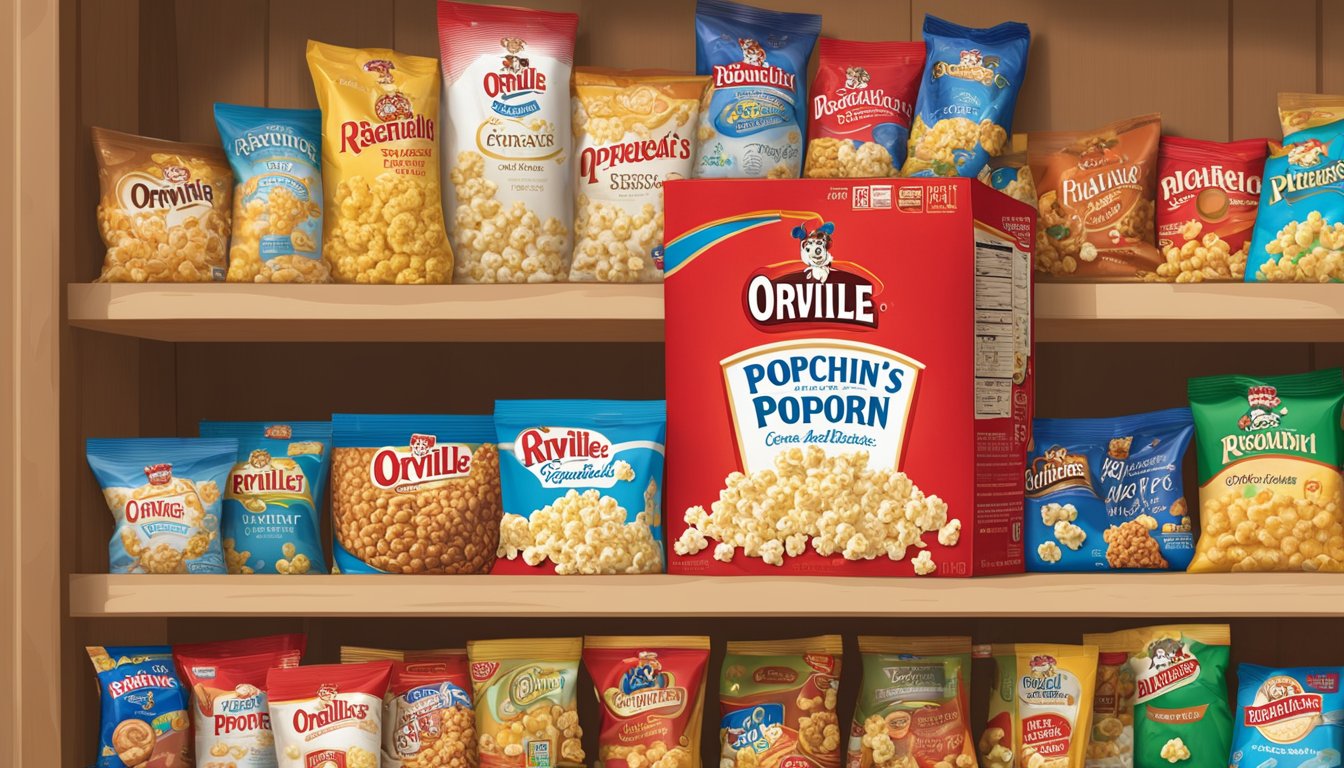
<box><xmin>67</xmin><ymin>573</ymin><xmax>1344</xmax><ymax>617</ymax></box>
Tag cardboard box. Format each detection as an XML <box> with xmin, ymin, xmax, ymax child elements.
<box><xmin>663</xmin><ymin>178</ymin><xmax>1034</xmax><ymax>576</ymax></box>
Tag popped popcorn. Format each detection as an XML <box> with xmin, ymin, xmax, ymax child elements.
<box><xmin>1037</xmin><ymin>541</ymin><xmax>1062</xmax><ymax>563</ymax></box>
<box><xmin>1041</xmin><ymin>502</ymin><xmax>1078</xmax><ymax>527</ymax></box>
<box><xmin>1054</xmin><ymin>520</ymin><xmax>1087</xmax><ymax>550</ymax></box>
<box><xmin>439</xmin><ymin>3</ymin><xmax>578</xmax><ymax>282</ymax></box>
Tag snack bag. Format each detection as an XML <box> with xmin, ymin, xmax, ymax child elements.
<box><xmin>267</xmin><ymin>661</ymin><xmax>393</xmax><ymax>768</ymax></box>
<box><xmin>1030</xmin><ymin>114</ymin><xmax>1163</xmax><ymax>279</ymax></box>
<box><xmin>93</xmin><ymin>126</ymin><xmax>233</xmax><ymax>282</ymax></box>
<box><xmin>331</xmin><ymin>414</ymin><xmax>502</xmax><ymax>574</ymax></box>
<box><xmin>988</xmin><ymin>146</ymin><xmax>1037</xmax><ymax>208</ymax></box>
<box><xmin>805</xmin><ymin>38</ymin><xmax>925</xmax><ymax>178</ymax></box>
<box><xmin>88</xmin><ymin>645</ymin><xmax>192</xmax><ymax>768</ymax></box>
<box><xmin>214</xmin><ymin>103</ymin><xmax>326</xmax><ymax>283</ymax></box>
<box><xmin>1025</xmin><ymin>408</ymin><xmax>1195</xmax><ymax>572</ymax></box>
<box><xmin>1151</xmin><ymin>137</ymin><xmax>1265</xmax><ymax>283</ymax></box>
<box><xmin>1246</xmin><ymin>115</ymin><xmax>1344</xmax><ymax>281</ymax></box>
<box><xmin>584</xmin><ymin>636</ymin><xmax>711</xmax><ymax>768</ymax></box>
<box><xmin>979</xmin><ymin>644</ymin><xmax>1098</xmax><ymax>768</ymax></box>
<box><xmin>1083</xmin><ymin>626</ymin><xmax>1231</xmax><ymax>768</ymax></box>
<box><xmin>341</xmin><ymin>647</ymin><xmax>476</xmax><ymax>768</ymax></box>
<box><xmin>692</xmin><ymin>0</ymin><xmax>822</xmax><ymax>179</ymax></box>
<box><xmin>900</xmin><ymin>16</ymin><xmax>1030</xmax><ymax>179</ymax></box>
<box><xmin>1278</xmin><ymin>93</ymin><xmax>1344</xmax><ymax>135</ymax></box>
<box><xmin>87</xmin><ymin>437</ymin><xmax>235</xmax><ymax>574</ymax></box>
<box><xmin>1084</xmin><ymin>640</ymin><xmax>1135</xmax><ymax>768</ymax></box>
<box><xmin>1230</xmin><ymin>664</ymin><xmax>1344</xmax><ymax>768</ymax></box>
<box><xmin>494</xmin><ymin>400</ymin><xmax>666</xmax><ymax>574</ymax></box>
<box><xmin>719</xmin><ymin>636</ymin><xmax>844</xmax><ymax>768</ymax></box>
<box><xmin>200</xmin><ymin>420</ymin><xmax>331</xmax><ymax>575</ymax></box>
<box><xmin>467</xmin><ymin>637</ymin><xmax>585</xmax><ymax>768</ymax></box>
<box><xmin>438</xmin><ymin>1</ymin><xmax>578</xmax><ymax>283</ymax></box>
<box><xmin>847</xmin><ymin>637</ymin><xmax>974</xmax><ymax>768</ymax></box>
<box><xmin>1187</xmin><ymin>369</ymin><xmax>1344</xmax><ymax>572</ymax></box>
<box><xmin>174</xmin><ymin>634</ymin><xmax>306</xmax><ymax>768</ymax></box>
<box><xmin>570</xmin><ymin>69</ymin><xmax>709</xmax><ymax>283</ymax></box>
<box><xmin>306</xmin><ymin>39</ymin><xmax>452</xmax><ymax>284</ymax></box>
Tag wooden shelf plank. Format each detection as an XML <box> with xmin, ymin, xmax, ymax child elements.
<box><xmin>67</xmin><ymin>284</ymin><xmax>665</xmax><ymax>342</ymax></box>
<box><xmin>68</xmin><ymin>573</ymin><xmax>1344</xmax><ymax>618</ymax></box>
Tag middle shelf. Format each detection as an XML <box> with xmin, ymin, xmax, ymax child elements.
<box><xmin>68</xmin><ymin>573</ymin><xmax>1344</xmax><ymax>618</ymax></box>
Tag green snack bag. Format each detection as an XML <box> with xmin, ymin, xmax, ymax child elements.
<box><xmin>1084</xmin><ymin>625</ymin><xmax>1231</xmax><ymax>768</ymax></box>
<box><xmin>1187</xmin><ymin>368</ymin><xmax>1344</xmax><ymax>572</ymax></box>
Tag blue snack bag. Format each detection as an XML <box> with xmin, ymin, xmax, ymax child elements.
<box><xmin>87</xmin><ymin>437</ymin><xmax>235</xmax><ymax>574</ymax></box>
<box><xmin>213</xmin><ymin>102</ymin><xmax>326</xmax><ymax>283</ymax></box>
<box><xmin>199</xmin><ymin>420</ymin><xmax>331</xmax><ymax>575</ymax></box>
<box><xmin>1246</xmin><ymin>119</ymin><xmax>1344</xmax><ymax>282</ymax></box>
<box><xmin>494</xmin><ymin>399</ymin><xmax>666</xmax><ymax>574</ymax></box>
<box><xmin>1231</xmin><ymin>664</ymin><xmax>1344</xmax><ymax>768</ymax></box>
<box><xmin>87</xmin><ymin>645</ymin><xmax>192</xmax><ymax>767</ymax></box>
<box><xmin>1025</xmin><ymin>407</ymin><xmax>1194</xmax><ymax>572</ymax></box>
<box><xmin>901</xmin><ymin>15</ymin><xmax>1030</xmax><ymax>179</ymax></box>
<box><xmin>693</xmin><ymin>0</ymin><xmax>821</xmax><ymax>179</ymax></box>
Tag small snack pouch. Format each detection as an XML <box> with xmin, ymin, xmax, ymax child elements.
<box><xmin>979</xmin><ymin>644</ymin><xmax>1098</xmax><ymax>768</ymax></box>
<box><xmin>1084</xmin><ymin>637</ymin><xmax>1136</xmax><ymax>768</ymax></box>
<box><xmin>692</xmin><ymin>0</ymin><xmax>822</xmax><ymax>179</ymax></box>
<box><xmin>467</xmin><ymin>637</ymin><xmax>585</xmax><ymax>768</ymax></box>
<box><xmin>1247</xmin><ymin>112</ymin><xmax>1344</xmax><ymax>281</ymax></box>
<box><xmin>494</xmin><ymin>399</ymin><xmax>667</xmax><ymax>574</ymax></box>
<box><xmin>87</xmin><ymin>437</ymin><xmax>235</xmax><ymax>574</ymax></box>
<box><xmin>88</xmin><ymin>645</ymin><xmax>193</xmax><ymax>768</ymax></box>
<box><xmin>200</xmin><ymin>420</ymin><xmax>331</xmax><ymax>575</ymax></box>
<box><xmin>805</xmin><ymin>38</ymin><xmax>925</xmax><ymax>178</ymax></box>
<box><xmin>1231</xmin><ymin>664</ymin><xmax>1344</xmax><ymax>768</ymax></box>
<box><xmin>901</xmin><ymin>15</ymin><xmax>1030</xmax><ymax>179</ymax></box>
<box><xmin>1025</xmin><ymin>408</ymin><xmax>1195</xmax><ymax>572</ymax></box>
<box><xmin>341</xmin><ymin>646</ymin><xmax>476</xmax><ymax>768</ymax></box>
<box><xmin>584</xmin><ymin>636</ymin><xmax>712</xmax><ymax>768</ymax></box>
<box><xmin>331</xmin><ymin>414</ymin><xmax>502</xmax><ymax>574</ymax></box>
<box><xmin>1153</xmin><ymin>136</ymin><xmax>1265</xmax><ymax>283</ymax></box>
<box><xmin>1083</xmin><ymin>626</ymin><xmax>1231</xmax><ymax>768</ymax></box>
<box><xmin>719</xmin><ymin>635</ymin><xmax>844</xmax><ymax>768</ymax></box>
<box><xmin>847</xmin><ymin>637</ymin><xmax>975</xmax><ymax>768</ymax></box>
<box><xmin>267</xmin><ymin>661</ymin><xmax>393</xmax><ymax>768</ymax></box>
<box><xmin>174</xmin><ymin>634</ymin><xmax>306</xmax><ymax>768</ymax></box>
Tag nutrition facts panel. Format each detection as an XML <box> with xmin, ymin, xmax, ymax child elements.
<box><xmin>974</xmin><ymin>232</ymin><xmax>1018</xmax><ymax>419</ymax></box>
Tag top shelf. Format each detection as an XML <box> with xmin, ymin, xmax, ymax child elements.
<box><xmin>67</xmin><ymin>283</ymin><xmax>1344</xmax><ymax>343</ymax></box>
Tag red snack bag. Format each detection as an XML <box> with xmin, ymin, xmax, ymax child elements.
<box><xmin>584</xmin><ymin>636</ymin><xmax>711</xmax><ymax>768</ymax></box>
<box><xmin>267</xmin><ymin>661</ymin><xmax>393</xmax><ymax>768</ymax></box>
<box><xmin>341</xmin><ymin>646</ymin><xmax>477</xmax><ymax>768</ymax></box>
<box><xmin>1153</xmin><ymin>136</ymin><xmax>1267</xmax><ymax>282</ymax></box>
<box><xmin>805</xmin><ymin>38</ymin><xmax>925</xmax><ymax>178</ymax></box>
<box><xmin>174</xmin><ymin>634</ymin><xmax>306</xmax><ymax>768</ymax></box>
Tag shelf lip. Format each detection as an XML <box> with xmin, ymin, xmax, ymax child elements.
<box><xmin>68</xmin><ymin>573</ymin><xmax>1344</xmax><ymax>618</ymax></box>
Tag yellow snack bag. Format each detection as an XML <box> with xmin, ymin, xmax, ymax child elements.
<box><xmin>306</xmin><ymin>39</ymin><xmax>453</xmax><ymax>284</ymax></box>
<box><xmin>467</xmin><ymin>637</ymin><xmax>585</xmax><ymax>768</ymax></box>
<box><xmin>980</xmin><ymin>644</ymin><xmax>1098</xmax><ymax>768</ymax></box>
<box><xmin>1278</xmin><ymin>92</ymin><xmax>1344</xmax><ymax>135</ymax></box>
<box><xmin>1082</xmin><ymin>636</ymin><xmax>1135</xmax><ymax>768</ymax></box>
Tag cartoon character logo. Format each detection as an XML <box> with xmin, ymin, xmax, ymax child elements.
<box><xmin>1288</xmin><ymin>138</ymin><xmax>1327</xmax><ymax>167</ymax></box>
<box><xmin>620</xmin><ymin>651</ymin><xmax>668</xmax><ymax>694</ymax></box>
<box><xmin>1146</xmin><ymin>637</ymin><xmax>1187</xmax><ymax>670</ymax></box>
<box><xmin>409</xmin><ymin>433</ymin><xmax>437</xmax><ymax>458</ymax></box>
<box><xmin>1238</xmin><ymin>385</ymin><xmax>1286</xmax><ymax>431</ymax></box>
<box><xmin>792</xmin><ymin>222</ymin><xmax>835</xmax><ymax>283</ymax></box>
<box><xmin>1265</xmin><ymin>677</ymin><xmax>1303</xmax><ymax>702</ymax></box>
<box><xmin>374</xmin><ymin>92</ymin><xmax>413</xmax><ymax>123</ymax></box>
<box><xmin>248</xmin><ymin>449</ymin><xmax>271</xmax><ymax>469</ymax></box>
<box><xmin>739</xmin><ymin>38</ymin><xmax>767</xmax><ymax>66</ymax></box>
<box><xmin>960</xmin><ymin>49</ymin><xmax>984</xmax><ymax>67</ymax></box>
<box><xmin>316</xmin><ymin>682</ymin><xmax>338</xmax><ymax>710</ymax></box>
<box><xmin>1029</xmin><ymin>655</ymin><xmax>1057</xmax><ymax>678</ymax></box>
<box><xmin>500</xmin><ymin>37</ymin><xmax>530</xmax><ymax>72</ymax></box>
<box><xmin>144</xmin><ymin>463</ymin><xmax>173</xmax><ymax>485</ymax></box>
<box><xmin>163</xmin><ymin>166</ymin><xmax>190</xmax><ymax>184</ymax></box>
<box><xmin>844</xmin><ymin>66</ymin><xmax>870</xmax><ymax>89</ymax></box>
<box><xmin>363</xmin><ymin>59</ymin><xmax>395</xmax><ymax>85</ymax></box>
<box><xmin>931</xmin><ymin>48</ymin><xmax>1007</xmax><ymax>88</ymax></box>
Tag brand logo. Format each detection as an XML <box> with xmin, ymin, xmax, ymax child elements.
<box><xmin>363</xmin><ymin>59</ymin><xmax>396</xmax><ymax>85</ymax></box>
<box><xmin>339</xmin><ymin>112</ymin><xmax>434</xmax><ymax>155</ymax></box>
<box><xmin>579</xmin><ymin>133</ymin><xmax>693</xmax><ymax>184</ymax></box>
<box><xmin>1269</xmin><ymin>138</ymin><xmax>1344</xmax><ymax>204</ymax></box>
<box><xmin>1222</xmin><ymin>385</ymin><xmax>1318</xmax><ymax>464</ymax></box>
<box><xmin>1025</xmin><ymin>446</ymin><xmax>1093</xmax><ymax>496</ymax></box>
<box><xmin>1135</xmin><ymin>638</ymin><xmax>1199</xmax><ymax>703</ymax></box>
<box><xmin>844</xmin><ymin>66</ymin><xmax>870</xmax><ymax>89</ymax></box>
<box><xmin>753</xmin><ymin>666</ymin><xmax>799</xmax><ymax>685</ymax></box>
<box><xmin>116</xmin><ymin>170</ymin><xmax>215</xmax><ymax>213</ymax></box>
<box><xmin>1245</xmin><ymin>676</ymin><xmax>1322</xmax><ymax>736</ymax></box>
<box><xmin>369</xmin><ymin>433</ymin><xmax>474</xmax><ymax>492</ymax></box>
<box><xmin>232</xmin><ymin>130</ymin><xmax>319</xmax><ymax>165</ymax></box>
<box><xmin>145</xmin><ymin>463</ymin><xmax>173</xmax><ymax>485</ymax></box>
<box><xmin>108</xmin><ymin>670</ymin><xmax>178</xmax><ymax>698</ymax></box>
<box><xmin>931</xmin><ymin>48</ymin><xmax>1009</xmax><ymax>88</ymax></box>
<box><xmin>292</xmin><ymin>690</ymin><xmax>370</xmax><ymax>734</ymax></box>
<box><xmin>513</xmin><ymin>427</ymin><xmax>628</xmax><ymax>488</ymax></box>
<box><xmin>482</xmin><ymin>36</ymin><xmax>548</xmax><ymax>119</ymax></box>
<box><xmin>1028</xmin><ymin>655</ymin><xmax>1057</xmax><ymax>678</ymax></box>
<box><xmin>1159</xmin><ymin>165</ymin><xmax>1261</xmax><ymax>200</ymax></box>
<box><xmin>711</xmin><ymin>38</ymin><xmax>796</xmax><ymax>91</ymax></box>
<box><xmin>1061</xmin><ymin>140</ymin><xmax>1142</xmax><ymax>207</ymax></box>
<box><xmin>229</xmin><ymin>449</ymin><xmax>308</xmax><ymax>502</ymax></box>
<box><xmin>264</xmin><ymin>424</ymin><xmax>293</xmax><ymax>439</ymax></box>
<box><xmin>743</xmin><ymin>222</ymin><xmax>877</xmax><ymax>330</ymax></box>
<box><xmin>603</xmin><ymin>652</ymin><xmax>688</xmax><ymax>718</ymax></box>
<box><xmin>471</xmin><ymin>661</ymin><xmax>501</xmax><ymax>683</ymax></box>
<box><xmin>510</xmin><ymin>665</ymin><xmax>565</xmax><ymax>707</ymax></box>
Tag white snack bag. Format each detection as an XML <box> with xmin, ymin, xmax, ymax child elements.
<box><xmin>438</xmin><ymin>1</ymin><xmax>579</xmax><ymax>283</ymax></box>
<box><xmin>267</xmin><ymin>662</ymin><xmax>391</xmax><ymax>768</ymax></box>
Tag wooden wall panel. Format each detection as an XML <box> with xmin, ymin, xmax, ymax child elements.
<box><xmin>1230</xmin><ymin>0</ymin><xmax>1316</xmax><ymax>140</ymax></box>
<box><xmin>1321</xmin><ymin>2</ymin><xmax>1344</xmax><ymax>95</ymax></box>
<box><xmin>268</xmin><ymin>0</ymin><xmax>395</xmax><ymax>110</ymax></box>
<box><xmin>174</xmin><ymin>0</ymin><xmax>270</xmax><ymax>144</ymax></box>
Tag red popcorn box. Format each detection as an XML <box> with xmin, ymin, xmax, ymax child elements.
<box><xmin>663</xmin><ymin>178</ymin><xmax>1034</xmax><ymax>576</ymax></box>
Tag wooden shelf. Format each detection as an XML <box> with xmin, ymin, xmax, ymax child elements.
<box><xmin>67</xmin><ymin>573</ymin><xmax>1344</xmax><ymax>618</ymax></box>
<box><xmin>68</xmin><ymin>283</ymin><xmax>1344</xmax><ymax>344</ymax></box>
<box><xmin>66</xmin><ymin>283</ymin><xmax>664</xmax><ymax>342</ymax></box>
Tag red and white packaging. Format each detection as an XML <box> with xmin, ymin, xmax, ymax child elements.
<box><xmin>175</xmin><ymin>634</ymin><xmax>306</xmax><ymax>768</ymax></box>
<box><xmin>340</xmin><ymin>647</ymin><xmax>476</xmax><ymax>768</ymax></box>
<box><xmin>1155</xmin><ymin>136</ymin><xmax>1267</xmax><ymax>281</ymax></box>
<box><xmin>804</xmin><ymin>38</ymin><xmax>925</xmax><ymax>178</ymax></box>
<box><xmin>664</xmin><ymin>178</ymin><xmax>1034</xmax><ymax>577</ymax></box>
<box><xmin>267</xmin><ymin>661</ymin><xmax>393</xmax><ymax>768</ymax></box>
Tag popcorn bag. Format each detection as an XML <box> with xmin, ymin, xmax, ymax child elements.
<box><xmin>438</xmin><ymin>1</ymin><xmax>578</xmax><ymax>283</ymax></box>
<box><xmin>267</xmin><ymin>661</ymin><xmax>393</xmax><ymax>768</ymax></box>
<box><xmin>467</xmin><ymin>637</ymin><xmax>586</xmax><ymax>768</ymax></box>
<box><xmin>1152</xmin><ymin>136</ymin><xmax>1265</xmax><ymax>283</ymax></box>
<box><xmin>979</xmin><ymin>644</ymin><xmax>1098</xmax><ymax>768</ymax></box>
<box><xmin>88</xmin><ymin>645</ymin><xmax>192</xmax><ymax>768</ymax></box>
<box><xmin>307</xmin><ymin>39</ymin><xmax>453</xmax><ymax>284</ymax></box>
<box><xmin>719</xmin><ymin>636</ymin><xmax>844</xmax><ymax>768</ymax></box>
<box><xmin>664</xmin><ymin>178</ymin><xmax>1034</xmax><ymax>576</ymax></box>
